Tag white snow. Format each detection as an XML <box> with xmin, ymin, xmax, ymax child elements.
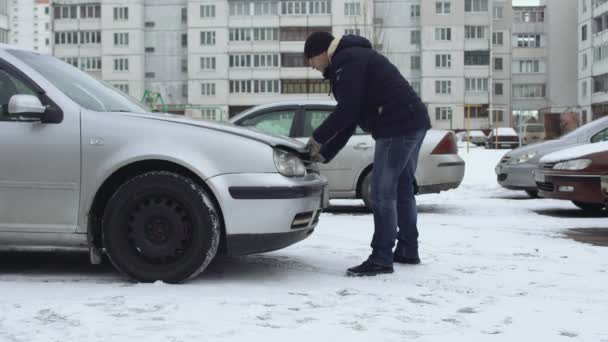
<box><xmin>1</xmin><ymin>148</ymin><xmax>607</xmax><ymax>342</ymax></box>
<box><xmin>540</xmin><ymin>141</ymin><xmax>608</xmax><ymax>163</ymax></box>
<box><xmin>469</xmin><ymin>130</ymin><xmax>486</xmax><ymax>137</ymax></box>
<box><xmin>492</xmin><ymin>127</ymin><xmax>518</xmax><ymax>136</ymax></box>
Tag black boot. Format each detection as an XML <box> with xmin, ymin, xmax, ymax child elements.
<box><xmin>393</xmin><ymin>255</ymin><xmax>421</xmax><ymax>265</ymax></box>
<box><xmin>346</xmin><ymin>260</ymin><xmax>394</xmax><ymax>277</ymax></box>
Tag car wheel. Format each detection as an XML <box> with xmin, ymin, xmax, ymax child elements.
<box><xmin>525</xmin><ymin>190</ymin><xmax>539</xmax><ymax>198</ymax></box>
<box><xmin>102</xmin><ymin>171</ymin><xmax>221</xmax><ymax>283</ymax></box>
<box><xmin>571</xmin><ymin>201</ymin><xmax>606</xmax><ymax>213</ymax></box>
<box><xmin>361</xmin><ymin>171</ymin><xmax>373</xmax><ymax>210</ymax></box>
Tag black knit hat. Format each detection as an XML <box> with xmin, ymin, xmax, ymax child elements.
<box><xmin>304</xmin><ymin>31</ymin><xmax>335</xmax><ymax>58</ymax></box>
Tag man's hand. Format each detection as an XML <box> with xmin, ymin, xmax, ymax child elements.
<box><xmin>311</xmin><ymin>153</ymin><xmax>325</xmax><ymax>163</ymax></box>
<box><xmin>305</xmin><ymin>136</ymin><xmax>322</xmax><ymax>157</ymax></box>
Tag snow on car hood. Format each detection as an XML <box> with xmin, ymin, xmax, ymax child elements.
<box><xmin>540</xmin><ymin>141</ymin><xmax>608</xmax><ymax>163</ymax></box>
<box><xmin>505</xmin><ymin>136</ymin><xmax>579</xmax><ymax>160</ymax></box>
<box><xmin>124</xmin><ymin>112</ymin><xmax>307</xmax><ymax>153</ymax></box>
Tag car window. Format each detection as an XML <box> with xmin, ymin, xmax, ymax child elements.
<box><xmin>0</xmin><ymin>69</ymin><xmax>38</xmax><ymax>121</ymax></box>
<box><xmin>591</xmin><ymin>127</ymin><xmax>608</xmax><ymax>143</ymax></box>
<box><xmin>302</xmin><ymin>109</ymin><xmax>365</xmax><ymax>137</ymax></box>
<box><xmin>241</xmin><ymin>110</ymin><xmax>296</xmax><ymax>137</ymax></box>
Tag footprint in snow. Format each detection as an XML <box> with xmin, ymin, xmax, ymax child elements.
<box><xmin>457</xmin><ymin>307</ymin><xmax>477</xmax><ymax>314</ymax></box>
<box><xmin>559</xmin><ymin>331</ymin><xmax>579</xmax><ymax>338</ymax></box>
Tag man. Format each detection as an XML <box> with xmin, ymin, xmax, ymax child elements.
<box><xmin>304</xmin><ymin>31</ymin><xmax>431</xmax><ymax>277</ymax></box>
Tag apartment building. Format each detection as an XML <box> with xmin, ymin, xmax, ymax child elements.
<box><xmin>7</xmin><ymin>0</ymin><xmax>52</xmax><ymax>53</ymax></box>
<box><xmin>0</xmin><ymin>0</ymin><xmax>8</xmax><ymax>44</ymax></box>
<box><xmin>579</xmin><ymin>0</ymin><xmax>608</xmax><ymax>122</ymax></box>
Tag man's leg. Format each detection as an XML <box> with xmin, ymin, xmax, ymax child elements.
<box><xmin>394</xmin><ymin>130</ymin><xmax>426</xmax><ymax>262</ymax></box>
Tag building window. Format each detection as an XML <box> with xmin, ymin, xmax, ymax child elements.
<box><xmin>435</xmin><ymin>80</ymin><xmax>452</xmax><ymax>94</ymax></box>
<box><xmin>113</xmin><ymin>7</ymin><xmax>128</xmax><ymax>21</ymax></box>
<box><xmin>411</xmin><ymin>81</ymin><xmax>421</xmax><ymax>95</ymax></box>
<box><xmin>493</xmin><ymin>82</ymin><xmax>504</xmax><ymax>96</ymax></box>
<box><xmin>435</xmin><ymin>107</ymin><xmax>452</xmax><ymax>121</ymax></box>
<box><xmin>201</xmin><ymin>83</ymin><xmax>216</xmax><ymax>96</ymax></box>
<box><xmin>515</xmin><ymin>60</ymin><xmax>541</xmax><ymax>73</ymax></box>
<box><xmin>145</xmin><ymin>47</ymin><xmax>155</xmax><ymax>52</ymax></box>
<box><xmin>411</xmin><ymin>56</ymin><xmax>421</xmax><ymax>70</ymax></box>
<box><xmin>201</xmin><ymin>57</ymin><xmax>216</xmax><ymax>70</ymax></box>
<box><xmin>582</xmin><ymin>53</ymin><xmax>588</xmax><ymax>70</ymax></box>
<box><xmin>114</xmin><ymin>83</ymin><xmax>129</xmax><ymax>94</ymax></box>
<box><xmin>492</xmin><ymin>32</ymin><xmax>503</xmax><ymax>45</ymax></box>
<box><xmin>435</xmin><ymin>28</ymin><xmax>452</xmax><ymax>41</ymax></box>
<box><xmin>281</xmin><ymin>53</ymin><xmax>306</xmax><ymax>67</ymax></box>
<box><xmin>182</xmin><ymin>84</ymin><xmax>188</xmax><ymax>98</ymax></box>
<box><xmin>145</xmin><ymin>22</ymin><xmax>155</xmax><ymax>28</ymax></box>
<box><xmin>594</xmin><ymin>74</ymin><xmax>608</xmax><ymax>93</ymax></box>
<box><xmin>344</xmin><ymin>2</ymin><xmax>361</xmax><ymax>16</ymax></box>
<box><xmin>512</xmin><ymin>84</ymin><xmax>546</xmax><ymax>98</ymax></box>
<box><xmin>113</xmin><ymin>33</ymin><xmax>129</xmax><ymax>46</ymax></box>
<box><xmin>230</xmin><ymin>80</ymin><xmax>281</xmax><ymax>94</ymax></box>
<box><xmin>145</xmin><ymin>72</ymin><xmax>155</xmax><ymax>78</ymax></box>
<box><xmin>255</xmin><ymin>54</ymin><xmax>279</xmax><ymax>67</ymax></box>
<box><xmin>280</xmin><ymin>27</ymin><xmax>319</xmax><ymax>41</ymax></box>
<box><xmin>465</xmin><ymin>26</ymin><xmax>486</xmax><ymax>39</ymax></box>
<box><xmin>200</xmin><ymin>31</ymin><xmax>216</xmax><ymax>45</ymax></box>
<box><xmin>200</xmin><ymin>4</ymin><xmax>216</xmax><ymax>18</ymax></box>
<box><xmin>308</xmin><ymin>1</ymin><xmax>331</xmax><ymax>15</ymax></box>
<box><xmin>464</xmin><ymin>51</ymin><xmax>490</xmax><ymax>66</ymax></box>
<box><xmin>494</xmin><ymin>57</ymin><xmax>503</xmax><ymax>71</ymax></box>
<box><xmin>435</xmin><ymin>54</ymin><xmax>451</xmax><ymax>68</ymax></box>
<box><xmin>344</xmin><ymin>28</ymin><xmax>361</xmax><ymax>36</ymax></box>
<box><xmin>513</xmin><ymin>8</ymin><xmax>544</xmax><ymax>23</ymax></box>
<box><xmin>282</xmin><ymin>1</ymin><xmax>308</xmax><ymax>15</ymax></box>
<box><xmin>582</xmin><ymin>0</ymin><xmax>588</xmax><ymax>13</ymax></box>
<box><xmin>436</xmin><ymin>1</ymin><xmax>451</xmax><ymax>14</ymax></box>
<box><xmin>229</xmin><ymin>54</ymin><xmax>252</xmax><ymax>68</ymax></box>
<box><xmin>80</xmin><ymin>4</ymin><xmax>101</xmax><ymax>19</ymax></box>
<box><xmin>465</xmin><ymin>78</ymin><xmax>488</xmax><ymax>92</ymax></box>
<box><xmin>492</xmin><ymin>110</ymin><xmax>504</xmax><ymax>122</ymax></box>
<box><xmin>411</xmin><ymin>4</ymin><xmax>420</xmax><ymax>18</ymax></box>
<box><xmin>493</xmin><ymin>6</ymin><xmax>503</xmax><ymax>19</ymax></box>
<box><xmin>410</xmin><ymin>30</ymin><xmax>421</xmax><ymax>45</ymax></box>
<box><xmin>281</xmin><ymin>79</ymin><xmax>328</xmax><ymax>94</ymax></box>
<box><xmin>516</xmin><ymin>34</ymin><xmax>542</xmax><ymax>48</ymax></box>
<box><xmin>582</xmin><ymin>25</ymin><xmax>588</xmax><ymax>42</ymax></box>
<box><xmin>114</xmin><ymin>58</ymin><xmax>129</xmax><ymax>71</ymax></box>
<box><xmin>182</xmin><ymin>33</ymin><xmax>187</xmax><ymax>47</ymax></box>
<box><xmin>229</xmin><ymin>28</ymin><xmax>252</xmax><ymax>41</ymax></box>
<box><xmin>582</xmin><ymin>81</ymin><xmax>588</xmax><ymax>97</ymax></box>
<box><xmin>255</xmin><ymin>1</ymin><xmax>280</xmax><ymax>15</ymax></box>
<box><xmin>54</xmin><ymin>5</ymin><xmax>77</xmax><ymax>19</ymax></box>
<box><xmin>466</xmin><ymin>105</ymin><xmax>489</xmax><ymax>118</ymax></box>
<box><xmin>465</xmin><ymin>0</ymin><xmax>488</xmax><ymax>12</ymax></box>
<box><xmin>230</xmin><ymin>1</ymin><xmax>251</xmax><ymax>16</ymax></box>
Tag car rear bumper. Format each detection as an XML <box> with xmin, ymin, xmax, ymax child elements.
<box><xmin>416</xmin><ymin>155</ymin><xmax>465</xmax><ymax>193</ymax></box>
<box><xmin>495</xmin><ymin>163</ymin><xmax>538</xmax><ymax>190</ymax></box>
<box><xmin>535</xmin><ymin>171</ymin><xmax>606</xmax><ymax>204</ymax></box>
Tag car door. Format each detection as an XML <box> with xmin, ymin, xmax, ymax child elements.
<box><xmin>0</xmin><ymin>61</ymin><xmax>81</xmax><ymax>233</ymax></box>
<box><xmin>296</xmin><ymin>106</ymin><xmax>374</xmax><ymax>194</ymax></box>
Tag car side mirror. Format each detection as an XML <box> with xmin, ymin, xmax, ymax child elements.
<box><xmin>8</xmin><ymin>94</ymin><xmax>63</xmax><ymax>124</ymax></box>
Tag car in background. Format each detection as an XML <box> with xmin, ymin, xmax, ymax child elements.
<box><xmin>465</xmin><ymin>130</ymin><xmax>488</xmax><ymax>146</ymax></box>
<box><xmin>0</xmin><ymin>45</ymin><xmax>328</xmax><ymax>283</ymax></box>
<box><xmin>495</xmin><ymin>116</ymin><xmax>608</xmax><ymax>198</ymax></box>
<box><xmin>520</xmin><ymin>123</ymin><xmax>545</xmax><ymax>145</ymax></box>
<box><xmin>535</xmin><ymin>141</ymin><xmax>608</xmax><ymax>213</ymax></box>
<box><xmin>230</xmin><ymin>101</ymin><xmax>466</xmax><ymax>208</ymax></box>
<box><xmin>486</xmin><ymin>127</ymin><xmax>519</xmax><ymax>149</ymax></box>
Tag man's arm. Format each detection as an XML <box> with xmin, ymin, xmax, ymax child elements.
<box><xmin>312</xmin><ymin>58</ymin><xmax>366</xmax><ymax>144</ymax></box>
<box><xmin>318</xmin><ymin>123</ymin><xmax>357</xmax><ymax>163</ymax></box>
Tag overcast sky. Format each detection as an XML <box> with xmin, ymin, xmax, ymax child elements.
<box><xmin>512</xmin><ymin>0</ymin><xmax>541</xmax><ymax>5</ymax></box>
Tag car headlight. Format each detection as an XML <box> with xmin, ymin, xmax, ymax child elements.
<box><xmin>273</xmin><ymin>149</ymin><xmax>306</xmax><ymax>177</ymax></box>
<box><xmin>510</xmin><ymin>152</ymin><xmax>537</xmax><ymax>164</ymax></box>
<box><xmin>553</xmin><ymin>159</ymin><xmax>592</xmax><ymax>171</ymax></box>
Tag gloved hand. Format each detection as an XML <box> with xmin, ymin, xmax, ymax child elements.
<box><xmin>305</xmin><ymin>137</ymin><xmax>322</xmax><ymax>158</ymax></box>
<box><xmin>311</xmin><ymin>153</ymin><xmax>325</xmax><ymax>163</ymax></box>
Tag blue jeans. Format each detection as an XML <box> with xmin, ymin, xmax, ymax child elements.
<box><xmin>368</xmin><ymin>130</ymin><xmax>427</xmax><ymax>266</ymax></box>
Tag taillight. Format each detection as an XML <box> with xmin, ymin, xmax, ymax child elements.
<box><xmin>432</xmin><ymin>133</ymin><xmax>457</xmax><ymax>155</ymax></box>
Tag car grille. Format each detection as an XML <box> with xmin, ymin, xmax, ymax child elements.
<box><xmin>537</xmin><ymin>182</ymin><xmax>554</xmax><ymax>192</ymax></box>
<box><xmin>497</xmin><ymin>174</ymin><xmax>508</xmax><ymax>182</ymax></box>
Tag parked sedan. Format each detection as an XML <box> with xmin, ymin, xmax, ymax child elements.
<box><xmin>486</xmin><ymin>127</ymin><xmax>520</xmax><ymax>149</ymax></box>
<box><xmin>465</xmin><ymin>130</ymin><xmax>488</xmax><ymax>146</ymax></box>
<box><xmin>496</xmin><ymin>116</ymin><xmax>608</xmax><ymax>197</ymax></box>
<box><xmin>0</xmin><ymin>45</ymin><xmax>328</xmax><ymax>283</ymax></box>
<box><xmin>535</xmin><ymin>141</ymin><xmax>608</xmax><ymax>212</ymax></box>
<box><xmin>230</xmin><ymin>101</ymin><xmax>465</xmax><ymax>208</ymax></box>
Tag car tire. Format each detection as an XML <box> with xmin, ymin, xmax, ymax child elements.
<box><xmin>525</xmin><ymin>190</ymin><xmax>539</xmax><ymax>198</ymax></box>
<box><xmin>571</xmin><ymin>201</ymin><xmax>606</xmax><ymax>213</ymax></box>
<box><xmin>361</xmin><ymin>171</ymin><xmax>373</xmax><ymax>210</ymax></box>
<box><xmin>102</xmin><ymin>171</ymin><xmax>221</xmax><ymax>283</ymax></box>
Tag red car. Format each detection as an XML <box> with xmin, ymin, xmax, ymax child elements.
<box><xmin>535</xmin><ymin>142</ymin><xmax>608</xmax><ymax>212</ymax></box>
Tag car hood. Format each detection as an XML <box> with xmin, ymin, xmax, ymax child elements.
<box><xmin>123</xmin><ymin>112</ymin><xmax>307</xmax><ymax>153</ymax></box>
<box><xmin>506</xmin><ymin>137</ymin><xmax>580</xmax><ymax>161</ymax></box>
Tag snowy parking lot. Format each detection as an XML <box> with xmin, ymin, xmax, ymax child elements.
<box><xmin>0</xmin><ymin>147</ymin><xmax>607</xmax><ymax>342</ymax></box>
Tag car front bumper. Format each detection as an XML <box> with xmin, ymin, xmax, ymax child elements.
<box><xmin>206</xmin><ymin>172</ymin><xmax>328</xmax><ymax>256</ymax></box>
<box><xmin>534</xmin><ymin>171</ymin><xmax>606</xmax><ymax>204</ymax></box>
<box><xmin>495</xmin><ymin>163</ymin><xmax>538</xmax><ymax>191</ymax></box>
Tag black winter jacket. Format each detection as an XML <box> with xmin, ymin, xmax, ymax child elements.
<box><xmin>313</xmin><ymin>35</ymin><xmax>431</xmax><ymax>162</ymax></box>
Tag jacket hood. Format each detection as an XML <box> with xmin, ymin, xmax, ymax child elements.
<box><xmin>121</xmin><ymin>112</ymin><xmax>308</xmax><ymax>154</ymax></box>
<box><xmin>328</xmin><ymin>35</ymin><xmax>373</xmax><ymax>62</ymax></box>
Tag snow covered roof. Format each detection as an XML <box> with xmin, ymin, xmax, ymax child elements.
<box><xmin>540</xmin><ymin>141</ymin><xmax>608</xmax><ymax>163</ymax></box>
<box><xmin>492</xmin><ymin>127</ymin><xmax>518</xmax><ymax>136</ymax></box>
<box><xmin>468</xmin><ymin>130</ymin><xmax>486</xmax><ymax>137</ymax></box>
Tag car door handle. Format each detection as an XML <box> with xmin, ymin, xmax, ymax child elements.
<box><xmin>353</xmin><ymin>143</ymin><xmax>372</xmax><ymax>150</ymax></box>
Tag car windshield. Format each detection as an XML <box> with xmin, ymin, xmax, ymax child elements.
<box><xmin>7</xmin><ymin>49</ymin><xmax>147</xmax><ymax>113</ymax></box>
<box><xmin>526</xmin><ymin>125</ymin><xmax>544</xmax><ymax>133</ymax></box>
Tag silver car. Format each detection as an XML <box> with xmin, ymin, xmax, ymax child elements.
<box><xmin>230</xmin><ymin>101</ymin><xmax>465</xmax><ymax>208</ymax></box>
<box><xmin>495</xmin><ymin>116</ymin><xmax>608</xmax><ymax>197</ymax></box>
<box><xmin>0</xmin><ymin>46</ymin><xmax>328</xmax><ymax>283</ymax></box>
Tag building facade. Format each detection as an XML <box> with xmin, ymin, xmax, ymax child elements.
<box><xmin>0</xmin><ymin>0</ymin><xmax>8</xmax><ymax>44</ymax></box>
<box><xmin>8</xmin><ymin>0</ymin><xmax>52</xmax><ymax>53</ymax></box>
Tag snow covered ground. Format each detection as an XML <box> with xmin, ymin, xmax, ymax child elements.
<box><xmin>1</xmin><ymin>147</ymin><xmax>607</xmax><ymax>342</ymax></box>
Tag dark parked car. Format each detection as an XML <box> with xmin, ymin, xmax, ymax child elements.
<box><xmin>535</xmin><ymin>141</ymin><xmax>608</xmax><ymax>212</ymax></box>
<box><xmin>486</xmin><ymin>127</ymin><xmax>520</xmax><ymax>149</ymax></box>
